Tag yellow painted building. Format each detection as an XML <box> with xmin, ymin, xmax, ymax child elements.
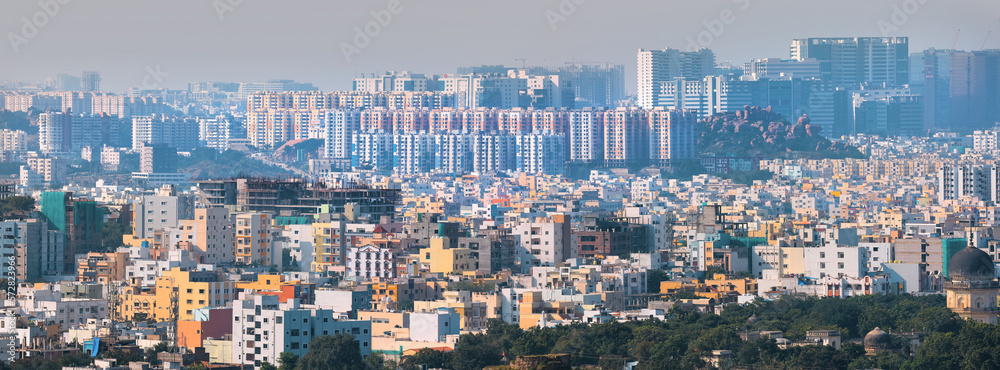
<box><xmin>146</xmin><ymin>268</ymin><xmax>236</xmax><ymax>321</ymax></box>
<box><xmin>413</xmin><ymin>291</ymin><xmax>488</xmax><ymax>331</ymax></box>
<box><xmin>120</xmin><ymin>286</ymin><xmax>156</xmax><ymax>322</ymax></box>
<box><xmin>419</xmin><ymin>237</ymin><xmax>477</xmax><ymax>274</ymax></box>
<box><xmin>705</xmin><ymin>274</ymin><xmax>758</xmax><ymax>295</ymax></box>
<box><xmin>312</xmin><ymin>222</ymin><xmax>347</xmax><ymax>273</ymax></box>
<box><xmin>235</xmin><ymin>274</ymin><xmax>286</xmax><ymax>292</ymax></box>
<box><xmin>780</xmin><ymin>247</ymin><xmax>805</xmax><ymax>276</ymax></box>
<box><xmin>515</xmin><ymin>291</ymin><xmax>576</xmax><ymax>329</ymax></box>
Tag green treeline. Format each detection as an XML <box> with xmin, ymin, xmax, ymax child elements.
<box><xmin>425</xmin><ymin>294</ymin><xmax>1000</xmax><ymax>370</ymax></box>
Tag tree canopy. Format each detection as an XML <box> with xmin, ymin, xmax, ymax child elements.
<box><xmin>397</xmin><ymin>294</ymin><xmax>1000</xmax><ymax>370</ymax></box>
<box><xmin>297</xmin><ymin>334</ymin><xmax>365</xmax><ymax>370</ymax></box>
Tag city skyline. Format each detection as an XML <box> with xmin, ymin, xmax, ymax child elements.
<box><xmin>2</xmin><ymin>0</ymin><xmax>999</xmax><ymax>92</ymax></box>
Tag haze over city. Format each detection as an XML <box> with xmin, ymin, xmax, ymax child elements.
<box><xmin>2</xmin><ymin>0</ymin><xmax>999</xmax><ymax>91</ymax></box>
<box><xmin>3</xmin><ymin>1</ymin><xmax>1000</xmax><ymax>370</ymax></box>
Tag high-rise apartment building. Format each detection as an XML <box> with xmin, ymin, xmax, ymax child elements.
<box><xmin>648</xmin><ymin>109</ymin><xmax>698</xmax><ymax>167</ymax></box>
<box><xmin>937</xmin><ymin>165</ymin><xmax>994</xmax><ymax>204</ymax></box>
<box><xmin>39</xmin><ymin>111</ymin><xmax>122</xmax><ymax>153</ymax></box>
<box><xmin>168</xmin><ymin>207</ymin><xmax>234</xmax><ymax>264</ymax></box>
<box><xmin>637</xmin><ymin>48</ymin><xmax>716</xmax><ymax>109</ymax></box>
<box><xmin>568</xmin><ymin>110</ymin><xmax>604</xmax><ymax>164</ymax></box>
<box><xmin>323</xmin><ymin>110</ymin><xmax>362</xmax><ymax>160</ymax></box>
<box><xmin>198</xmin><ymin>116</ymin><xmax>233</xmax><ymax>151</ymax></box>
<box><xmin>132</xmin><ymin>115</ymin><xmax>198</xmax><ymax>150</ymax></box>
<box><xmin>602</xmin><ymin>108</ymin><xmax>649</xmax><ymax>167</ymax></box>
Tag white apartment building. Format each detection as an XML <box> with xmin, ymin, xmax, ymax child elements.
<box><xmin>0</xmin><ymin>129</ymin><xmax>27</xmax><ymax>153</ymax></box>
<box><xmin>637</xmin><ymin>48</ymin><xmax>715</xmax><ymax>109</ymax></box>
<box><xmin>198</xmin><ymin>116</ymin><xmax>232</xmax><ymax>151</ymax></box>
<box><xmin>803</xmin><ymin>245</ymin><xmax>869</xmax><ymax>279</ymax></box>
<box><xmin>568</xmin><ymin>110</ymin><xmax>603</xmax><ymax>164</ymax></box>
<box><xmin>472</xmin><ymin>133</ymin><xmax>517</xmax><ymax>174</ymax></box>
<box><xmin>512</xmin><ymin>217</ymin><xmax>572</xmax><ymax>269</ymax></box>
<box><xmin>515</xmin><ymin>134</ymin><xmax>565</xmax><ymax>175</ymax></box>
<box><xmin>18</xmin><ymin>290</ymin><xmax>107</xmax><ymax>330</ymax></box>
<box><xmin>410</xmin><ymin>308</ymin><xmax>460</xmax><ymax>342</ymax></box>
<box><xmin>323</xmin><ymin>110</ymin><xmax>362</xmax><ymax>160</ymax></box>
<box><xmin>231</xmin><ymin>294</ymin><xmax>372</xmax><ymax>369</ymax></box>
<box><xmin>347</xmin><ymin>245</ymin><xmax>394</xmax><ymax>280</ymax></box>
<box><xmin>132</xmin><ymin>193</ymin><xmax>195</xmax><ymax>239</ymax></box>
<box><xmin>132</xmin><ymin>115</ymin><xmax>199</xmax><ymax>150</ymax></box>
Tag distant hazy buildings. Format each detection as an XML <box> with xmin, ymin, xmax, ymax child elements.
<box><xmin>352</xmin><ymin>69</ymin><xmax>576</xmax><ymax>109</ymax></box>
<box><xmin>81</xmin><ymin>71</ymin><xmax>101</xmax><ymax>92</ymax></box>
<box><xmin>528</xmin><ymin>64</ymin><xmax>626</xmax><ymax>108</ymax></box>
<box><xmin>652</xmin><ymin>76</ymin><xmax>852</xmax><ymax>137</ymax></box>
<box><xmin>851</xmin><ymin>86</ymin><xmax>924</xmax><ymax>135</ymax></box>
<box><xmin>55</xmin><ymin>74</ymin><xmax>80</xmax><ymax>91</ymax></box>
<box><xmin>236</xmin><ymin>79</ymin><xmax>317</xmax><ymax>100</ymax></box>
<box><xmin>742</xmin><ymin>58</ymin><xmax>822</xmax><ymax>80</ymax></box>
<box><xmin>0</xmin><ymin>91</ymin><xmax>165</xmax><ymax>117</ymax></box>
<box><xmin>790</xmin><ymin>37</ymin><xmax>909</xmax><ymax>88</ymax></box>
<box><xmin>917</xmin><ymin>49</ymin><xmax>1000</xmax><ymax>131</ymax></box>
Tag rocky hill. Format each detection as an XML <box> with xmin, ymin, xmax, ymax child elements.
<box><xmin>699</xmin><ymin>106</ymin><xmax>863</xmax><ymax>159</ymax></box>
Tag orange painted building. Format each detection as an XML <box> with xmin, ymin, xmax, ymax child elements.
<box><xmin>235</xmin><ymin>274</ymin><xmax>315</xmax><ymax>304</ymax></box>
<box><xmin>178</xmin><ymin>307</ymin><xmax>232</xmax><ymax>349</ymax></box>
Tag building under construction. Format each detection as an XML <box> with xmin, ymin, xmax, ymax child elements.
<box><xmin>195</xmin><ymin>177</ymin><xmax>400</xmax><ymax>218</ymax></box>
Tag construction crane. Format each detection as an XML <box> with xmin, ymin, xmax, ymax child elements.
<box><xmin>982</xmin><ymin>30</ymin><xmax>992</xmax><ymax>49</ymax></box>
<box><xmin>953</xmin><ymin>29</ymin><xmax>961</xmax><ymax>49</ymax></box>
<box><xmin>515</xmin><ymin>58</ymin><xmax>527</xmax><ymax>69</ymax></box>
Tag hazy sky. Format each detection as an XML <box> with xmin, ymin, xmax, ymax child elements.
<box><xmin>2</xmin><ymin>0</ymin><xmax>998</xmax><ymax>93</ymax></box>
